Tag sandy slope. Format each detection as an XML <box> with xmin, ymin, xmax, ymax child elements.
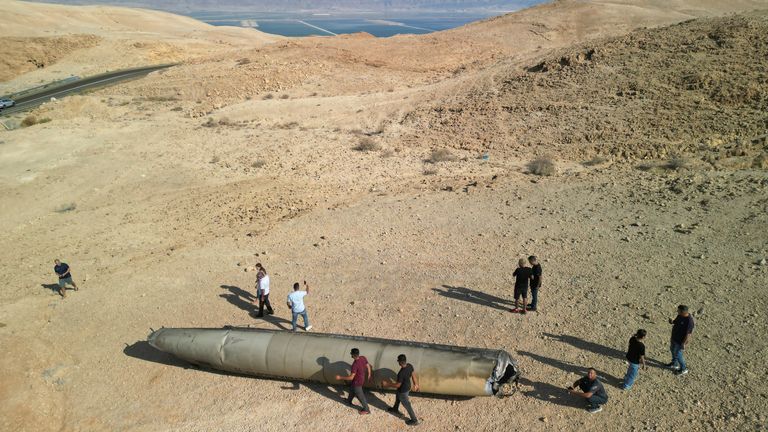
<box><xmin>0</xmin><ymin>1</ymin><xmax>767</xmax><ymax>431</ymax></box>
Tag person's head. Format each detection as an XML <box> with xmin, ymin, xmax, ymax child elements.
<box><xmin>350</xmin><ymin>348</ymin><xmax>360</xmax><ymax>359</ymax></box>
<box><xmin>634</xmin><ymin>329</ymin><xmax>647</xmax><ymax>340</ymax></box>
<box><xmin>397</xmin><ymin>354</ymin><xmax>407</xmax><ymax>366</ymax></box>
<box><xmin>255</xmin><ymin>263</ymin><xmax>262</xmax><ymax>270</ymax></box>
<box><xmin>54</xmin><ymin>259</ymin><xmax>61</xmax><ymax>265</ymax></box>
<box><xmin>293</xmin><ymin>282</ymin><xmax>300</xmax><ymax>291</ymax></box>
<box><xmin>528</xmin><ymin>255</ymin><xmax>538</xmax><ymax>265</ymax></box>
<box><xmin>587</xmin><ymin>368</ymin><xmax>597</xmax><ymax>381</ymax></box>
<box><xmin>518</xmin><ymin>258</ymin><xmax>527</xmax><ymax>268</ymax></box>
<box><xmin>677</xmin><ymin>305</ymin><xmax>689</xmax><ymax>317</ymax></box>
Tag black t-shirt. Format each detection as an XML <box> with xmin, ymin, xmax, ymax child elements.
<box><xmin>397</xmin><ymin>363</ymin><xmax>414</xmax><ymax>393</ymax></box>
<box><xmin>513</xmin><ymin>267</ymin><xmax>533</xmax><ymax>289</ymax></box>
<box><xmin>626</xmin><ymin>336</ymin><xmax>646</xmax><ymax>364</ymax></box>
<box><xmin>671</xmin><ymin>315</ymin><xmax>695</xmax><ymax>344</ymax></box>
<box><xmin>531</xmin><ymin>264</ymin><xmax>542</xmax><ymax>288</ymax></box>
<box><xmin>54</xmin><ymin>263</ymin><xmax>70</xmax><ymax>279</ymax></box>
<box><xmin>577</xmin><ymin>376</ymin><xmax>607</xmax><ymax>399</ymax></box>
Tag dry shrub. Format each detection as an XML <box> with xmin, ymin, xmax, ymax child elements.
<box><xmin>664</xmin><ymin>156</ymin><xmax>690</xmax><ymax>170</ymax></box>
<box><xmin>21</xmin><ymin>116</ymin><xmax>39</xmax><ymax>127</ymax></box>
<box><xmin>210</xmin><ymin>155</ymin><xmax>220</xmax><ymax>164</ymax></box>
<box><xmin>236</xmin><ymin>58</ymin><xmax>251</xmax><ymax>65</ymax></box>
<box><xmin>527</xmin><ymin>157</ymin><xmax>556</xmax><ymax>176</ymax></box>
<box><xmin>251</xmin><ymin>160</ymin><xmax>266</xmax><ymax>168</ymax></box>
<box><xmin>423</xmin><ymin>168</ymin><xmax>438</xmax><ymax>175</ymax></box>
<box><xmin>636</xmin><ymin>162</ymin><xmax>656</xmax><ymax>171</ymax></box>
<box><xmin>427</xmin><ymin>149</ymin><xmax>456</xmax><ymax>163</ymax></box>
<box><xmin>353</xmin><ymin>137</ymin><xmax>380</xmax><ymax>152</ymax></box>
<box><xmin>582</xmin><ymin>156</ymin><xmax>608</xmax><ymax>167</ymax></box>
<box><xmin>263</xmin><ymin>93</ymin><xmax>274</xmax><ymax>100</ymax></box>
<box><xmin>280</xmin><ymin>94</ymin><xmax>290</xmax><ymax>100</ymax></box>
<box><xmin>278</xmin><ymin>121</ymin><xmax>299</xmax><ymax>129</ymax></box>
<box><xmin>202</xmin><ymin>118</ymin><xmax>216</xmax><ymax>127</ymax></box>
<box><xmin>381</xmin><ymin>149</ymin><xmax>395</xmax><ymax>158</ymax></box>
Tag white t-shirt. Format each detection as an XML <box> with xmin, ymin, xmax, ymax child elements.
<box><xmin>287</xmin><ymin>290</ymin><xmax>308</xmax><ymax>313</ymax></box>
<box><xmin>258</xmin><ymin>274</ymin><xmax>270</xmax><ymax>295</ymax></box>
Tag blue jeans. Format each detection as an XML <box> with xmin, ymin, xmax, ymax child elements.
<box><xmin>670</xmin><ymin>341</ymin><xmax>687</xmax><ymax>371</ymax></box>
<box><xmin>530</xmin><ymin>287</ymin><xmax>539</xmax><ymax>309</ymax></box>
<box><xmin>622</xmin><ymin>362</ymin><xmax>640</xmax><ymax>389</ymax></box>
<box><xmin>588</xmin><ymin>393</ymin><xmax>608</xmax><ymax>407</ymax></box>
<box><xmin>291</xmin><ymin>310</ymin><xmax>309</xmax><ymax>331</ymax></box>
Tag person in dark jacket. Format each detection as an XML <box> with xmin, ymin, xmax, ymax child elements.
<box><xmin>568</xmin><ymin>368</ymin><xmax>609</xmax><ymax>413</ymax></box>
<box><xmin>53</xmin><ymin>259</ymin><xmax>79</xmax><ymax>298</ymax></box>
<box><xmin>383</xmin><ymin>354</ymin><xmax>420</xmax><ymax>426</ymax></box>
<box><xmin>668</xmin><ymin>305</ymin><xmax>695</xmax><ymax>375</ymax></box>
<box><xmin>621</xmin><ymin>329</ymin><xmax>647</xmax><ymax>390</ymax></box>
<box><xmin>527</xmin><ymin>255</ymin><xmax>542</xmax><ymax>311</ymax></box>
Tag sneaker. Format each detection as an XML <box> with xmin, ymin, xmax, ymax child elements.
<box><xmin>587</xmin><ymin>405</ymin><xmax>603</xmax><ymax>414</ymax></box>
<box><xmin>267</xmin><ymin>311</ymin><xmax>274</xmax><ymax>315</ymax></box>
<box><xmin>674</xmin><ymin>369</ymin><xmax>689</xmax><ymax>376</ymax></box>
<box><xmin>665</xmin><ymin>362</ymin><xmax>680</xmax><ymax>370</ymax></box>
<box><xmin>305</xmin><ymin>325</ymin><xmax>313</xmax><ymax>331</ymax></box>
<box><xmin>406</xmin><ymin>419</ymin><xmax>420</xmax><ymax>426</ymax></box>
<box><xmin>359</xmin><ymin>410</ymin><xmax>370</xmax><ymax>415</ymax></box>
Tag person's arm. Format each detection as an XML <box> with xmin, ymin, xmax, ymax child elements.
<box><xmin>335</xmin><ymin>372</ymin><xmax>355</xmax><ymax>381</ymax></box>
<box><xmin>366</xmin><ymin>363</ymin><xmax>373</xmax><ymax>383</ymax></box>
<box><xmin>640</xmin><ymin>355</ymin><xmax>646</xmax><ymax>370</ymax></box>
<box><xmin>304</xmin><ymin>280</ymin><xmax>310</xmax><ymax>294</ymax></box>
<box><xmin>682</xmin><ymin>332</ymin><xmax>692</xmax><ymax>346</ymax></box>
<box><xmin>412</xmin><ymin>371</ymin><xmax>420</xmax><ymax>392</ymax></box>
<box><xmin>286</xmin><ymin>295</ymin><xmax>293</xmax><ymax>309</ymax></box>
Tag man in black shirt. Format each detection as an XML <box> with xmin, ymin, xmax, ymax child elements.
<box><xmin>383</xmin><ymin>354</ymin><xmax>420</xmax><ymax>426</ymax></box>
<box><xmin>511</xmin><ymin>258</ymin><xmax>533</xmax><ymax>314</ymax></box>
<box><xmin>668</xmin><ymin>305</ymin><xmax>695</xmax><ymax>375</ymax></box>
<box><xmin>53</xmin><ymin>259</ymin><xmax>78</xmax><ymax>299</ymax></box>
<box><xmin>621</xmin><ymin>329</ymin><xmax>647</xmax><ymax>390</ymax></box>
<box><xmin>527</xmin><ymin>255</ymin><xmax>542</xmax><ymax>312</ymax></box>
<box><xmin>567</xmin><ymin>368</ymin><xmax>608</xmax><ymax>413</ymax></box>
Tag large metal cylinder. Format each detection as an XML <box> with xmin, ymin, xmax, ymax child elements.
<box><xmin>147</xmin><ymin>327</ymin><xmax>519</xmax><ymax>397</ymax></box>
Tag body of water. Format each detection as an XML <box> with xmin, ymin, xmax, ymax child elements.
<box><xmin>188</xmin><ymin>12</ymin><xmax>495</xmax><ymax>37</ymax></box>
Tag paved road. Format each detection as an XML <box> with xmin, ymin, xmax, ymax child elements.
<box><xmin>0</xmin><ymin>64</ymin><xmax>175</xmax><ymax>116</ymax></box>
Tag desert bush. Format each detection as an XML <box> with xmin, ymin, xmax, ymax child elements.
<box><xmin>236</xmin><ymin>58</ymin><xmax>251</xmax><ymax>65</ymax></box>
<box><xmin>427</xmin><ymin>149</ymin><xmax>456</xmax><ymax>163</ymax></box>
<box><xmin>263</xmin><ymin>93</ymin><xmax>274</xmax><ymax>100</ymax></box>
<box><xmin>21</xmin><ymin>116</ymin><xmax>39</xmax><ymax>127</ymax></box>
<box><xmin>171</xmin><ymin>106</ymin><xmax>183</xmax><ymax>112</ymax></box>
<box><xmin>280</xmin><ymin>94</ymin><xmax>290</xmax><ymax>100</ymax></box>
<box><xmin>636</xmin><ymin>162</ymin><xmax>656</xmax><ymax>171</ymax></box>
<box><xmin>55</xmin><ymin>203</ymin><xmax>76</xmax><ymax>213</ymax></box>
<box><xmin>251</xmin><ymin>160</ymin><xmax>266</xmax><ymax>168</ymax></box>
<box><xmin>210</xmin><ymin>155</ymin><xmax>220</xmax><ymax>164</ymax></box>
<box><xmin>353</xmin><ymin>137</ymin><xmax>380</xmax><ymax>152</ymax></box>
<box><xmin>582</xmin><ymin>156</ymin><xmax>608</xmax><ymax>167</ymax></box>
<box><xmin>527</xmin><ymin>157</ymin><xmax>556</xmax><ymax>176</ymax></box>
<box><xmin>423</xmin><ymin>168</ymin><xmax>438</xmax><ymax>175</ymax></box>
<box><xmin>278</xmin><ymin>121</ymin><xmax>299</xmax><ymax>129</ymax></box>
<box><xmin>381</xmin><ymin>149</ymin><xmax>395</xmax><ymax>158</ymax></box>
<box><xmin>203</xmin><ymin>118</ymin><xmax>216</xmax><ymax>127</ymax></box>
<box><xmin>664</xmin><ymin>156</ymin><xmax>690</xmax><ymax>170</ymax></box>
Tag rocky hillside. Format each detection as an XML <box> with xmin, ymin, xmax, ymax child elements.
<box><xmin>400</xmin><ymin>12</ymin><xmax>768</xmax><ymax>167</ymax></box>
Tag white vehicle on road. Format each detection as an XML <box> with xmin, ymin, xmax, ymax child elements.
<box><xmin>0</xmin><ymin>98</ymin><xmax>15</xmax><ymax>110</ymax></box>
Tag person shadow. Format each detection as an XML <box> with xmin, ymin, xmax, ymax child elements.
<box><xmin>517</xmin><ymin>350</ymin><xmax>623</xmax><ymax>388</ymax></box>
<box><xmin>518</xmin><ymin>377</ymin><xmax>585</xmax><ymax>409</ymax></box>
<box><xmin>542</xmin><ymin>333</ymin><xmax>667</xmax><ymax>369</ymax></box>
<box><xmin>431</xmin><ymin>285</ymin><xmax>514</xmax><ymax>312</ymax></box>
<box><xmin>219</xmin><ymin>285</ymin><xmax>292</xmax><ymax>330</ymax></box>
<box><xmin>41</xmin><ymin>283</ymin><xmax>61</xmax><ymax>293</ymax></box>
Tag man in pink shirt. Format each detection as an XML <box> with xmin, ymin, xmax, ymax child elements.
<box><xmin>335</xmin><ymin>348</ymin><xmax>372</xmax><ymax>415</ymax></box>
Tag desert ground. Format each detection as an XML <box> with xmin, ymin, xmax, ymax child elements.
<box><xmin>0</xmin><ymin>0</ymin><xmax>767</xmax><ymax>431</ymax></box>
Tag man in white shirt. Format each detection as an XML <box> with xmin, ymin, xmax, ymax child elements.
<box><xmin>287</xmin><ymin>281</ymin><xmax>312</xmax><ymax>331</ymax></box>
<box><xmin>254</xmin><ymin>264</ymin><xmax>274</xmax><ymax>317</ymax></box>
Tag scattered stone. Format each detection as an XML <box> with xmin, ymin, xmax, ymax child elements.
<box><xmin>641</xmin><ymin>312</ymin><xmax>651</xmax><ymax>320</ymax></box>
<box><xmin>757</xmin><ymin>258</ymin><xmax>766</xmax><ymax>266</ymax></box>
<box><xmin>696</xmin><ymin>307</ymin><xmax>705</xmax><ymax>316</ymax></box>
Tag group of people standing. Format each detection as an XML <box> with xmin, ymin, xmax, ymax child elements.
<box><xmin>253</xmin><ymin>263</ymin><xmax>311</xmax><ymax>332</ymax></box>
<box><xmin>566</xmin><ymin>305</ymin><xmax>696</xmax><ymax>413</ymax></box>
<box><xmin>335</xmin><ymin>349</ymin><xmax>421</xmax><ymax>426</ymax></box>
<box><xmin>511</xmin><ymin>255</ymin><xmax>542</xmax><ymax>313</ymax></box>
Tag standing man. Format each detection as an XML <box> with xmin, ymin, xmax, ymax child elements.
<box><xmin>668</xmin><ymin>305</ymin><xmax>695</xmax><ymax>376</ymax></box>
<box><xmin>567</xmin><ymin>368</ymin><xmax>609</xmax><ymax>413</ymax></box>
<box><xmin>621</xmin><ymin>329</ymin><xmax>647</xmax><ymax>390</ymax></box>
<box><xmin>383</xmin><ymin>354</ymin><xmax>420</xmax><ymax>426</ymax></box>
<box><xmin>527</xmin><ymin>255</ymin><xmax>542</xmax><ymax>312</ymax></box>
<box><xmin>254</xmin><ymin>263</ymin><xmax>274</xmax><ymax>317</ymax></box>
<box><xmin>53</xmin><ymin>259</ymin><xmax>78</xmax><ymax>299</ymax></box>
<box><xmin>511</xmin><ymin>258</ymin><xmax>532</xmax><ymax>314</ymax></box>
<box><xmin>335</xmin><ymin>348</ymin><xmax>372</xmax><ymax>415</ymax></box>
<box><xmin>286</xmin><ymin>281</ymin><xmax>312</xmax><ymax>331</ymax></box>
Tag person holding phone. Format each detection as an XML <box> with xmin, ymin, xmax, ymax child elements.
<box><xmin>287</xmin><ymin>280</ymin><xmax>312</xmax><ymax>331</ymax></box>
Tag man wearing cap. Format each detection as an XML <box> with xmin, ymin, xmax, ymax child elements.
<box><xmin>383</xmin><ymin>354</ymin><xmax>420</xmax><ymax>426</ymax></box>
<box><xmin>667</xmin><ymin>304</ymin><xmax>695</xmax><ymax>376</ymax></box>
<box><xmin>335</xmin><ymin>348</ymin><xmax>372</xmax><ymax>415</ymax></box>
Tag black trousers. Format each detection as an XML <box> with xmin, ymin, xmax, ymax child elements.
<box><xmin>258</xmin><ymin>293</ymin><xmax>273</xmax><ymax>316</ymax></box>
<box><xmin>346</xmin><ymin>385</ymin><xmax>369</xmax><ymax>411</ymax></box>
<box><xmin>393</xmin><ymin>391</ymin><xmax>417</xmax><ymax>421</ymax></box>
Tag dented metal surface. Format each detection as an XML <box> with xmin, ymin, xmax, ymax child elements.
<box><xmin>148</xmin><ymin>327</ymin><xmax>519</xmax><ymax>397</ymax></box>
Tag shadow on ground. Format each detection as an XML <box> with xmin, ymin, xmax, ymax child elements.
<box><xmin>431</xmin><ymin>285</ymin><xmax>513</xmax><ymax>311</ymax></box>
